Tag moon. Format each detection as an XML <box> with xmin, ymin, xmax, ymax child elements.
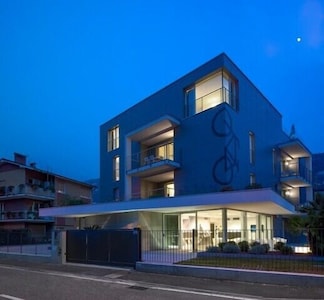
<box><xmin>296</xmin><ymin>37</ymin><xmax>302</xmax><ymax>43</ymax></box>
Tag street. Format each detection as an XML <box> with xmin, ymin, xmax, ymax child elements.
<box><xmin>0</xmin><ymin>265</ymin><xmax>256</xmax><ymax>300</ymax></box>
<box><xmin>0</xmin><ymin>260</ymin><xmax>324</xmax><ymax>300</ymax></box>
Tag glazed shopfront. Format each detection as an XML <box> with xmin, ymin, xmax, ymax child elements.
<box><xmin>163</xmin><ymin>208</ymin><xmax>273</xmax><ymax>251</ymax></box>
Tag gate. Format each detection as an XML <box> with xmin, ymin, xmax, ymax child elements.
<box><xmin>66</xmin><ymin>228</ymin><xmax>141</xmax><ymax>268</ymax></box>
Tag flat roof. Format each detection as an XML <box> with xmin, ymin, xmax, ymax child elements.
<box><xmin>39</xmin><ymin>188</ymin><xmax>296</xmax><ymax>218</ymax></box>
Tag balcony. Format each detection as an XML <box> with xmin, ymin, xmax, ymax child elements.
<box><xmin>132</xmin><ymin>185</ymin><xmax>175</xmax><ymax>199</ymax></box>
<box><xmin>127</xmin><ymin>142</ymin><xmax>180</xmax><ymax>179</ymax></box>
<box><xmin>278</xmin><ymin>139</ymin><xmax>311</xmax><ymax>159</ymax></box>
<box><xmin>0</xmin><ymin>210</ymin><xmax>54</xmax><ymax>222</ymax></box>
<box><xmin>280</xmin><ymin>161</ymin><xmax>312</xmax><ymax>188</ymax></box>
<box><xmin>0</xmin><ymin>184</ymin><xmax>55</xmax><ymax>200</ymax></box>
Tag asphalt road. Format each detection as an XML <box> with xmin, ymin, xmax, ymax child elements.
<box><xmin>0</xmin><ymin>257</ymin><xmax>324</xmax><ymax>300</ymax></box>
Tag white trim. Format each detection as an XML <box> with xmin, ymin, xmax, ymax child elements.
<box><xmin>39</xmin><ymin>188</ymin><xmax>296</xmax><ymax>218</ymax></box>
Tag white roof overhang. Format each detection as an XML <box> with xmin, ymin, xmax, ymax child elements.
<box><xmin>127</xmin><ymin>115</ymin><xmax>180</xmax><ymax>146</ymax></box>
<box><xmin>40</xmin><ymin>188</ymin><xmax>296</xmax><ymax>218</ymax></box>
<box><xmin>278</xmin><ymin>139</ymin><xmax>311</xmax><ymax>158</ymax></box>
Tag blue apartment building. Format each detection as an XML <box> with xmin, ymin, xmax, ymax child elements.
<box><xmin>41</xmin><ymin>53</ymin><xmax>312</xmax><ymax>250</ymax></box>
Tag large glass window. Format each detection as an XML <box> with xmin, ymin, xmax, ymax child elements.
<box><xmin>165</xmin><ymin>182</ymin><xmax>174</xmax><ymax>197</ymax></box>
<box><xmin>107</xmin><ymin>125</ymin><xmax>119</xmax><ymax>151</ymax></box>
<box><xmin>113</xmin><ymin>156</ymin><xmax>120</xmax><ymax>181</ymax></box>
<box><xmin>164</xmin><ymin>214</ymin><xmax>179</xmax><ymax>248</ymax></box>
<box><xmin>156</xmin><ymin>142</ymin><xmax>174</xmax><ymax>160</ymax></box>
<box><xmin>185</xmin><ymin>69</ymin><xmax>237</xmax><ymax>117</ymax></box>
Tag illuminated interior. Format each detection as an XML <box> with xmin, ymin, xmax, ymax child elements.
<box><xmin>185</xmin><ymin>69</ymin><xmax>237</xmax><ymax>116</ymax></box>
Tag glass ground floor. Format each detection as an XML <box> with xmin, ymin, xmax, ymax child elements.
<box><xmin>162</xmin><ymin>208</ymin><xmax>273</xmax><ymax>251</ymax></box>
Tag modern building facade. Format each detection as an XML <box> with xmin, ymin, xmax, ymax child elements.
<box><xmin>41</xmin><ymin>53</ymin><xmax>312</xmax><ymax>250</ymax></box>
<box><xmin>0</xmin><ymin>153</ymin><xmax>93</xmax><ymax>240</ymax></box>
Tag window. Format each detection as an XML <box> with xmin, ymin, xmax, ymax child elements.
<box><xmin>249</xmin><ymin>132</ymin><xmax>255</xmax><ymax>164</ymax></box>
<box><xmin>250</xmin><ymin>173</ymin><xmax>256</xmax><ymax>186</ymax></box>
<box><xmin>107</xmin><ymin>126</ymin><xmax>119</xmax><ymax>151</ymax></box>
<box><xmin>185</xmin><ymin>69</ymin><xmax>237</xmax><ymax>117</ymax></box>
<box><xmin>156</xmin><ymin>142</ymin><xmax>174</xmax><ymax>160</ymax></box>
<box><xmin>113</xmin><ymin>187</ymin><xmax>120</xmax><ymax>201</ymax></box>
<box><xmin>165</xmin><ymin>182</ymin><xmax>175</xmax><ymax>197</ymax></box>
<box><xmin>113</xmin><ymin>156</ymin><xmax>120</xmax><ymax>181</ymax></box>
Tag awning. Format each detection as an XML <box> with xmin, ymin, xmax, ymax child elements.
<box><xmin>39</xmin><ymin>188</ymin><xmax>296</xmax><ymax>218</ymax></box>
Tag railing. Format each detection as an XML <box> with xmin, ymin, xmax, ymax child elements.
<box><xmin>142</xmin><ymin>229</ymin><xmax>275</xmax><ymax>253</ymax></box>
<box><xmin>129</xmin><ymin>142</ymin><xmax>174</xmax><ymax>170</ymax></box>
<box><xmin>0</xmin><ymin>229</ymin><xmax>52</xmax><ymax>256</ymax></box>
<box><xmin>196</xmin><ymin>87</ymin><xmax>233</xmax><ymax>113</ymax></box>
<box><xmin>131</xmin><ymin>186</ymin><xmax>174</xmax><ymax>199</ymax></box>
<box><xmin>0</xmin><ymin>184</ymin><xmax>55</xmax><ymax>199</ymax></box>
<box><xmin>0</xmin><ymin>210</ymin><xmax>54</xmax><ymax>221</ymax></box>
<box><xmin>141</xmin><ymin>229</ymin><xmax>324</xmax><ymax>274</ymax></box>
<box><xmin>281</xmin><ymin>162</ymin><xmax>312</xmax><ymax>183</ymax></box>
<box><xmin>0</xmin><ymin>210</ymin><xmax>38</xmax><ymax>221</ymax></box>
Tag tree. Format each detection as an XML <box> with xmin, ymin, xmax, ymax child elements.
<box><xmin>300</xmin><ymin>193</ymin><xmax>324</xmax><ymax>256</ymax></box>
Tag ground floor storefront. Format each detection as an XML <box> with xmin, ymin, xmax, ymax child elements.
<box><xmin>40</xmin><ymin>188</ymin><xmax>296</xmax><ymax>251</ymax></box>
<box><xmin>99</xmin><ymin>208</ymin><xmax>274</xmax><ymax>251</ymax></box>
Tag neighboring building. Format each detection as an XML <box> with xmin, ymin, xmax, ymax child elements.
<box><xmin>41</xmin><ymin>53</ymin><xmax>312</xmax><ymax>249</ymax></box>
<box><xmin>0</xmin><ymin>153</ymin><xmax>93</xmax><ymax>240</ymax></box>
<box><xmin>86</xmin><ymin>178</ymin><xmax>100</xmax><ymax>203</ymax></box>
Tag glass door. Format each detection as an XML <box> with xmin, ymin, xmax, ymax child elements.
<box><xmin>164</xmin><ymin>214</ymin><xmax>179</xmax><ymax>249</ymax></box>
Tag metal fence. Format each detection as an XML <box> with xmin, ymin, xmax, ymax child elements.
<box><xmin>66</xmin><ymin>228</ymin><xmax>141</xmax><ymax>268</ymax></box>
<box><xmin>0</xmin><ymin>229</ymin><xmax>52</xmax><ymax>256</ymax></box>
<box><xmin>140</xmin><ymin>229</ymin><xmax>324</xmax><ymax>274</ymax></box>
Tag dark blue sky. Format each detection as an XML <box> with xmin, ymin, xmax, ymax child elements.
<box><xmin>1</xmin><ymin>0</ymin><xmax>323</xmax><ymax>181</ymax></box>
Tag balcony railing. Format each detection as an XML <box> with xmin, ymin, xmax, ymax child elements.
<box><xmin>0</xmin><ymin>210</ymin><xmax>54</xmax><ymax>221</ymax></box>
<box><xmin>128</xmin><ymin>142</ymin><xmax>178</xmax><ymax>172</ymax></box>
<box><xmin>281</xmin><ymin>162</ymin><xmax>312</xmax><ymax>184</ymax></box>
<box><xmin>131</xmin><ymin>186</ymin><xmax>175</xmax><ymax>199</ymax></box>
<box><xmin>196</xmin><ymin>87</ymin><xmax>233</xmax><ymax>113</ymax></box>
<box><xmin>0</xmin><ymin>184</ymin><xmax>55</xmax><ymax>199</ymax></box>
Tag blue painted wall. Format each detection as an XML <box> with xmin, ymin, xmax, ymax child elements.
<box><xmin>100</xmin><ymin>53</ymin><xmax>291</xmax><ymax>202</ymax></box>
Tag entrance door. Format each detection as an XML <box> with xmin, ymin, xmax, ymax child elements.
<box><xmin>164</xmin><ymin>215</ymin><xmax>179</xmax><ymax>249</ymax></box>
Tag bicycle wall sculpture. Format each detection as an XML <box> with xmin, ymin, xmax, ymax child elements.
<box><xmin>211</xmin><ymin>107</ymin><xmax>239</xmax><ymax>185</ymax></box>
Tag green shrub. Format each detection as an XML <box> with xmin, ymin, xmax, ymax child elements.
<box><xmin>218</xmin><ymin>242</ymin><xmax>226</xmax><ymax>251</ymax></box>
<box><xmin>249</xmin><ymin>244</ymin><xmax>267</xmax><ymax>254</ymax></box>
<box><xmin>223</xmin><ymin>242</ymin><xmax>240</xmax><ymax>253</ymax></box>
<box><xmin>262</xmin><ymin>243</ymin><xmax>270</xmax><ymax>253</ymax></box>
<box><xmin>274</xmin><ymin>241</ymin><xmax>285</xmax><ymax>251</ymax></box>
<box><xmin>238</xmin><ymin>241</ymin><xmax>249</xmax><ymax>252</ymax></box>
<box><xmin>206</xmin><ymin>246</ymin><xmax>221</xmax><ymax>253</ymax></box>
<box><xmin>280</xmin><ymin>245</ymin><xmax>294</xmax><ymax>255</ymax></box>
<box><xmin>250</xmin><ymin>241</ymin><xmax>260</xmax><ymax>247</ymax></box>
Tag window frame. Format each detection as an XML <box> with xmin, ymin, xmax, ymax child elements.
<box><xmin>107</xmin><ymin>125</ymin><xmax>120</xmax><ymax>152</ymax></box>
<box><xmin>113</xmin><ymin>155</ymin><xmax>120</xmax><ymax>181</ymax></box>
<box><xmin>249</xmin><ymin>131</ymin><xmax>255</xmax><ymax>164</ymax></box>
<box><xmin>184</xmin><ymin>68</ymin><xmax>238</xmax><ymax>117</ymax></box>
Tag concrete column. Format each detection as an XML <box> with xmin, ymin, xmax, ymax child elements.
<box><xmin>222</xmin><ymin>209</ymin><xmax>227</xmax><ymax>242</ymax></box>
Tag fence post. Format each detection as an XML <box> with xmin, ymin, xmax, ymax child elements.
<box><xmin>133</xmin><ymin>227</ymin><xmax>142</xmax><ymax>262</ymax></box>
<box><xmin>192</xmin><ymin>229</ymin><xmax>197</xmax><ymax>252</ymax></box>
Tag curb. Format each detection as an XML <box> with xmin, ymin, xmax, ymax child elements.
<box><xmin>136</xmin><ymin>262</ymin><xmax>324</xmax><ymax>288</ymax></box>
